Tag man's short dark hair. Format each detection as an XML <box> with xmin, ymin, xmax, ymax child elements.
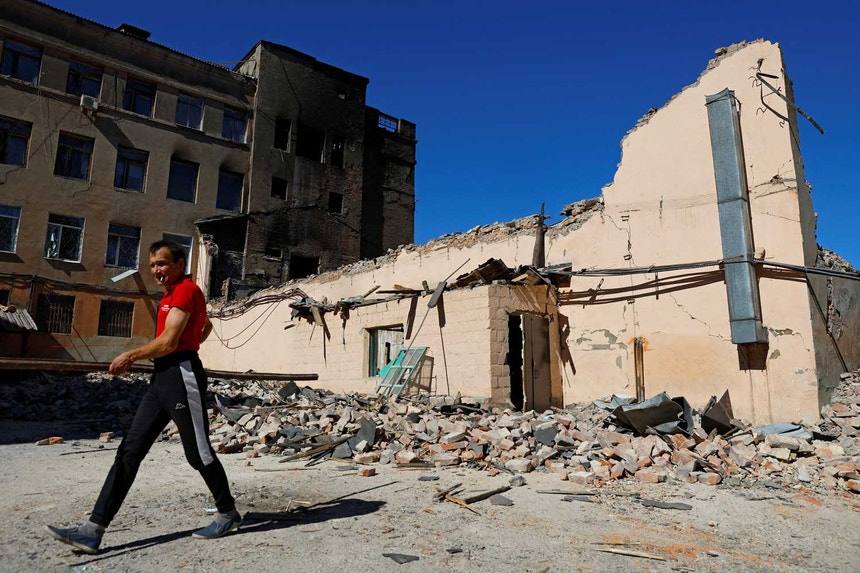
<box><xmin>149</xmin><ymin>240</ymin><xmax>187</xmax><ymax>264</ymax></box>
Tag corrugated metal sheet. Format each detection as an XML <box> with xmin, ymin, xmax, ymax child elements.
<box><xmin>0</xmin><ymin>308</ymin><xmax>38</xmax><ymax>332</ymax></box>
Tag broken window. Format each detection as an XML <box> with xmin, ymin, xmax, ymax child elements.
<box><xmin>271</xmin><ymin>176</ymin><xmax>288</xmax><ymax>200</ymax></box>
<box><xmin>122</xmin><ymin>79</ymin><xmax>155</xmax><ymax>117</ymax></box>
<box><xmin>368</xmin><ymin>325</ymin><xmax>404</xmax><ymax>376</ymax></box>
<box><xmin>0</xmin><ymin>205</ymin><xmax>21</xmax><ymax>253</ymax></box>
<box><xmin>162</xmin><ymin>232</ymin><xmax>192</xmax><ymax>274</ymax></box>
<box><xmin>288</xmin><ymin>254</ymin><xmax>318</xmax><ymax>280</ymax></box>
<box><xmin>44</xmin><ymin>213</ymin><xmax>84</xmax><ymax>262</ymax></box>
<box><xmin>1</xmin><ymin>39</ymin><xmax>42</xmax><ymax>84</ymax></box>
<box><xmin>216</xmin><ymin>170</ymin><xmax>243</xmax><ymax>212</ymax></box>
<box><xmin>0</xmin><ymin>116</ymin><xmax>31</xmax><ymax>166</ymax></box>
<box><xmin>114</xmin><ymin>146</ymin><xmax>148</xmax><ymax>192</ymax></box>
<box><xmin>176</xmin><ymin>93</ymin><xmax>204</xmax><ymax>130</ymax></box>
<box><xmin>105</xmin><ymin>223</ymin><xmax>140</xmax><ymax>268</ymax></box>
<box><xmin>296</xmin><ymin>124</ymin><xmax>324</xmax><ymax>162</ymax></box>
<box><xmin>222</xmin><ymin>106</ymin><xmax>248</xmax><ymax>143</ymax></box>
<box><xmin>273</xmin><ymin>117</ymin><xmax>291</xmax><ymax>150</ymax></box>
<box><xmin>66</xmin><ymin>61</ymin><xmax>102</xmax><ymax>99</ymax></box>
<box><xmin>36</xmin><ymin>294</ymin><xmax>75</xmax><ymax>334</ymax></box>
<box><xmin>98</xmin><ymin>299</ymin><xmax>134</xmax><ymax>337</ymax></box>
<box><xmin>330</xmin><ymin>135</ymin><xmax>345</xmax><ymax>168</ymax></box>
<box><xmin>166</xmin><ymin>158</ymin><xmax>198</xmax><ymax>203</ymax></box>
<box><xmin>54</xmin><ymin>133</ymin><xmax>94</xmax><ymax>180</ymax></box>
<box><xmin>328</xmin><ymin>192</ymin><xmax>344</xmax><ymax>214</ymax></box>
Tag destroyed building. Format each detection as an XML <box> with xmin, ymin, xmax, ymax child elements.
<box><xmin>0</xmin><ymin>0</ymin><xmax>415</xmax><ymax>361</ymax></box>
<box><xmin>200</xmin><ymin>40</ymin><xmax>858</xmax><ymax>426</ymax></box>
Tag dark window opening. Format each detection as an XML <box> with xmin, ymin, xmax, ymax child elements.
<box><xmin>1</xmin><ymin>40</ymin><xmax>42</xmax><ymax>84</ymax></box>
<box><xmin>296</xmin><ymin>124</ymin><xmax>324</xmax><ymax>161</ymax></box>
<box><xmin>273</xmin><ymin>117</ymin><xmax>291</xmax><ymax>150</ymax></box>
<box><xmin>36</xmin><ymin>294</ymin><xmax>75</xmax><ymax>334</ymax></box>
<box><xmin>216</xmin><ymin>170</ymin><xmax>243</xmax><ymax>212</ymax></box>
<box><xmin>123</xmin><ymin>79</ymin><xmax>155</xmax><ymax>117</ymax></box>
<box><xmin>288</xmin><ymin>254</ymin><xmax>318</xmax><ymax>280</ymax></box>
<box><xmin>264</xmin><ymin>247</ymin><xmax>282</xmax><ymax>259</ymax></box>
<box><xmin>271</xmin><ymin>176</ymin><xmax>288</xmax><ymax>200</ymax></box>
<box><xmin>0</xmin><ymin>116</ymin><xmax>31</xmax><ymax>166</ymax></box>
<box><xmin>54</xmin><ymin>133</ymin><xmax>94</xmax><ymax>180</ymax></box>
<box><xmin>330</xmin><ymin>135</ymin><xmax>345</xmax><ymax>168</ymax></box>
<box><xmin>328</xmin><ymin>192</ymin><xmax>344</xmax><ymax>214</ymax></box>
<box><xmin>66</xmin><ymin>61</ymin><xmax>102</xmax><ymax>98</ymax></box>
<box><xmin>167</xmin><ymin>158</ymin><xmax>198</xmax><ymax>203</ymax></box>
<box><xmin>114</xmin><ymin>147</ymin><xmax>148</xmax><ymax>192</ymax></box>
<box><xmin>176</xmin><ymin>93</ymin><xmax>203</xmax><ymax>130</ymax></box>
<box><xmin>98</xmin><ymin>300</ymin><xmax>134</xmax><ymax>337</ymax></box>
<box><xmin>105</xmin><ymin>223</ymin><xmax>140</xmax><ymax>268</ymax></box>
<box><xmin>0</xmin><ymin>289</ymin><xmax>9</xmax><ymax>306</ymax></box>
<box><xmin>222</xmin><ymin>106</ymin><xmax>248</xmax><ymax>142</ymax></box>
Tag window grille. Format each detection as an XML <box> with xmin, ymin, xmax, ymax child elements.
<box><xmin>98</xmin><ymin>300</ymin><xmax>134</xmax><ymax>337</ymax></box>
<box><xmin>36</xmin><ymin>294</ymin><xmax>75</xmax><ymax>334</ymax></box>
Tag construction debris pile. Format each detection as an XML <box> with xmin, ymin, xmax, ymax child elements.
<box><xmin>199</xmin><ymin>371</ymin><xmax>860</xmax><ymax>494</ymax></box>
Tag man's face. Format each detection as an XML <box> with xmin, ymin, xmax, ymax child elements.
<box><xmin>149</xmin><ymin>247</ymin><xmax>186</xmax><ymax>288</ymax></box>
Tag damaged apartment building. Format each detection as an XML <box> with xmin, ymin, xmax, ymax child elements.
<box><xmin>200</xmin><ymin>40</ymin><xmax>858</xmax><ymax>426</ymax></box>
<box><xmin>0</xmin><ymin>0</ymin><xmax>415</xmax><ymax>361</ymax></box>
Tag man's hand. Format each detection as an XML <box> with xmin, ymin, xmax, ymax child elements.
<box><xmin>109</xmin><ymin>351</ymin><xmax>136</xmax><ymax>375</ymax></box>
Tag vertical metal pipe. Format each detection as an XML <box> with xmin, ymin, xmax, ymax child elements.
<box><xmin>634</xmin><ymin>337</ymin><xmax>645</xmax><ymax>402</ymax></box>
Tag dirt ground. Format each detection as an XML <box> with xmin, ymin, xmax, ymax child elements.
<box><xmin>1</xmin><ymin>421</ymin><xmax>858</xmax><ymax>573</ymax></box>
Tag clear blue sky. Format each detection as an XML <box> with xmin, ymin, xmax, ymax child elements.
<box><xmin>46</xmin><ymin>0</ymin><xmax>859</xmax><ymax>267</ymax></box>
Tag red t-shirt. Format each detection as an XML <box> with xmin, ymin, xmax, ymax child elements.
<box><xmin>156</xmin><ymin>276</ymin><xmax>207</xmax><ymax>353</ymax></box>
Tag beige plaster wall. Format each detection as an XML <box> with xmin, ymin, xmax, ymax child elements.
<box><xmin>202</xmin><ymin>41</ymin><xmax>832</xmax><ymax>424</ymax></box>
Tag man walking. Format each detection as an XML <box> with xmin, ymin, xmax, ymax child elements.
<box><xmin>46</xmin><ymin>240</ymin><xmax>241</xmax><ymax>554</ymax></box>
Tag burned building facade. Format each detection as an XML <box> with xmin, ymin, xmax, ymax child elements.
<box><xmin>0</xmin><ymin>0</ymin><xmax>415</xmax><ymax>360</ymax></box>
<box><xmin>201</xmin><ymin>41</ymin><xmax>858</xmax><ymax>425</ymax></box>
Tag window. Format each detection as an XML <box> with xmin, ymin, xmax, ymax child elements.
<box><xmin>273</xmin><ymin>117</ymin><xmax>291</xmax><ymax>150</ymax></box>
<box><xmin>122</xmin><ymin>79</ymin><xmax>155</xmax><ymax>116</ymax></box>
<box><xmin>105</xmin><ymin>224</ymin><xmax>140</xmax><ymax>268</ymax></box>
<box><xmin>288</xmin><ymin>254</ymin><xmax>318</xmax><ymax>280</ymax></box>
<box><xmin>44</xmin><ymin>213</ymin><xmax>84</xmax><ymax>262</ymax></box>
<box><xmin>222</xmin><ymin>106</ymin><xmax>247</xmax><ymax>142</ymax></box>
<box><xmin>66</xmin><ymin>61</ymin><xmax>102</xmax><ymax>98</ymax></box>
<box><xmin>114</xmin><ymin>147</ymin><xmax>148</xmax><ymax>192</ymax></box>
<box><xmin>296</xmin><ymin>124</ymin><xmax>325</xmax><ymax>161</ymax></box>
<box><xmin>98</xmin><ymin>300</ymin><xmax>134</xmax><ymax>337</ymax></box>
<box><xmin>0</xmin><ymin>289</ymin><xmax>9</xmax><ymax>306</ymax></box>
<box><xmin>216</xmin><ymin>170</ymin><xmax>243</xmax><ymax>212</ymax></box>
<box><xmin>271</xmin><ymin>177</ymin><xmax>288</xmax><ymax>200</ymax></box>
<box><xmin>166</xmin><ymin>158</ymin><xmax>198</xmax><ymax>202</ymax></box>
<box><xmin>1</xmin><ymin>40</ymin><xmax>42</xmax><ymax>84</ymax></box>
<box><xmin>0</xmin><ymin>116</ymin><xmax>32</xmax><ymax>166</ymax></box>
<box><xmin>54</xmin><ymin>133</ymin><xmax>94</xmax><ymax>180</ymax></box>
<box><xmin>176</xmin><ymin>93</ymin><xmax>203</xmax><ymax>130</ymax></box>
<box><xmin>328</xmin><ymin>192</ymin><xmax>343</xmax><ymax>214</ymax></box>
<box><xmin>0</xmin><ymin>205</ymin><xmax>21</xmax><ymax>253</ymax></box>
<box><xmin>264</xmin><ymin>247</ymin><xmax>282</xmax><ymax>259</ymax></box>
<box><xmin>368</xmin><ymin>325</ymin><xmax>404</xmax><ymax>376</ymax></box>
<box><xmin>378</xmin><ymin>113</ymin><xmax>398</xmax><ymax>133</ymax></box>
<box><xmin>163</xmin><ymin>233</ymin><xmax>192</xmax><ymax>274</ymax></box>
<box><xmin>36</xmin><ymin>294</ymin><xmax>75</xmax><ymax>334</ymax></box>
<box><xmin>330</xmin><ymin>135</ymin><xmax>345</xmax><ymax>168</ymax></box>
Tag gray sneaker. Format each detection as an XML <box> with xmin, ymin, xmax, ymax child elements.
<box><xmin>191</xmin><ymin>512</ymin><xmax>242</xmax><ymax>539</ymax></box>
<box><xmin>44</xmin><ymin>524</ymin><xmax>101</xmax><ymax>554</ymax></box>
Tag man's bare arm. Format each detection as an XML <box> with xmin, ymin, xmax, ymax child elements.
<box><xmin>201</xmin><ymin>318</ymin><xmax>213</xmax><ymax>343</ymax></box>
<box><xmin>109</xmin><ymin>307</ymin><xmax>191</xmax><ymax>374</ymax></box>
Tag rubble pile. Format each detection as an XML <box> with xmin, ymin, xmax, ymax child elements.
<box><xmin>200</xmin><ymin>371</ymin><xmax>860</xmax><ymax>493</ymax></box>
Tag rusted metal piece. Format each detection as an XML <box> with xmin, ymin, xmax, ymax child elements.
<box><xmin>0</xmin><ymin>358</ymin><xmax>318</xmax><ymax>381</ymax></box>
<box><xmin>634</xmin><ymin>337</ymin><xmax>645</xmax><ymax>402</ymax></box>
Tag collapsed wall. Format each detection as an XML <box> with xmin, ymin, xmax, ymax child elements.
<box><xmin>201</xmin><ymin>40</ymin><xmax>854</xmax><ymax>425</ymax></box>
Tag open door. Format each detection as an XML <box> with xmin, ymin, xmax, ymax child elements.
<box><xmin>522</xmin><ymin>314</ymin><xmax>551</xmax><ymax>412</ymax></box>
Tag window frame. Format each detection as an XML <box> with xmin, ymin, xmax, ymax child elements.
<box><xmin>44</xmin><ymin>213</ymin><xmax>85</xmax><ymax>262</ymax></box>
<box><xmin>105</xmin><ymin>223</ymin><xmax>141</xmax><ymax>269</ymax></box>
<box><xmin>175</xmin><ymin>93</ymin><xmax>204</xmax><ymax>130</ymax></box>
<box><xmin>97</xmin><ymin>299</ymin><xmax>134</xmax><ymax>338</ymax></box>
<box><xmin>0</xmin><ymin>116</ymin><xmax>32</xmax><ymax>166</ymax></box>
<box><xmin>36</xmin><ymin>294</ymin><xmax>75</xmax><ymax>334</ymax></box>
<box><xmin>327</xmin><ymin>192</ymin><xmax>344</xmax><ymax>214</ymax></box>
<box><xmin>271</xmin><ymin>176</ymin><xmax>288</xmax><ymax>201</ymax></box>
<box><xmin>54</xmin><ymin>132</ymin><xmax>95</xmax><ymax>180</ymax></box>
<box><xmin>367</xmin><ymin>324</ymin><xmax>405</xmax><ymax>376</ymax></box>
<box><xmin>0</xmin><ymin>204</ymin><xmax>22</xmax><ymax>254</ymax></box>
<box><xmin>113</xmin><ymin>146</ymin><xmax>148</xmax><ymax>192</ymax></box>
<box><xmin>66</xmin><ymin>61</ymin><xmax>102</xmax><ymax>99</ymax></box>
<box><xmin>222</xmin><ymin>106</ymin><xmax>248</xmax><ymax>143</ymax></box>
<box><xmin>0</xmin><ymin>39</ymin><xmax>42</xmax><ymax>84</ymax></box>
<box><xmin>166</xmin><ymin>158</ymin><xmax>199</xmax><ymax>203</ymax></box>
<box><xmin>122</xmin><ymin>79</ymin><xmax>156</xmax><ymax>117</ymax></box>
<box><xmin>216</xmin><ymin>170</ymin><xmax>243</xmax><ymax>212</ymax></box>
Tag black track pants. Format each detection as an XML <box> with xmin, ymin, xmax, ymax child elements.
<box><xmin>90</xmin><ymin>352</ymin><xmax>235</xmax><ymax>527</ymax></box>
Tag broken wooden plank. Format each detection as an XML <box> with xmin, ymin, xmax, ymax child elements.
<box><xmin>444</xmin><ymin>493</ymin><xmax>481</xmax><ymax>515</ymax></box>
<box><xmin>462</xmin><ymin>485</ymin><xmax>512</xmax><ymax>505</ymax></box>
<box><xmin>590</xmin><ymin>547</ymin><xmax>666</xmax><ymax>561</ymax></box>
<box><xmin>278</xmin><ymin>435</ymin><xmax>352</xmax><ymax>463</ymax></box>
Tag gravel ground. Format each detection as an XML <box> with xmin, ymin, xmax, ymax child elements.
<box><xmin>1</xmin><ymin>423</ymin><xmax>859</xmax><ymax>573</ymax></box>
